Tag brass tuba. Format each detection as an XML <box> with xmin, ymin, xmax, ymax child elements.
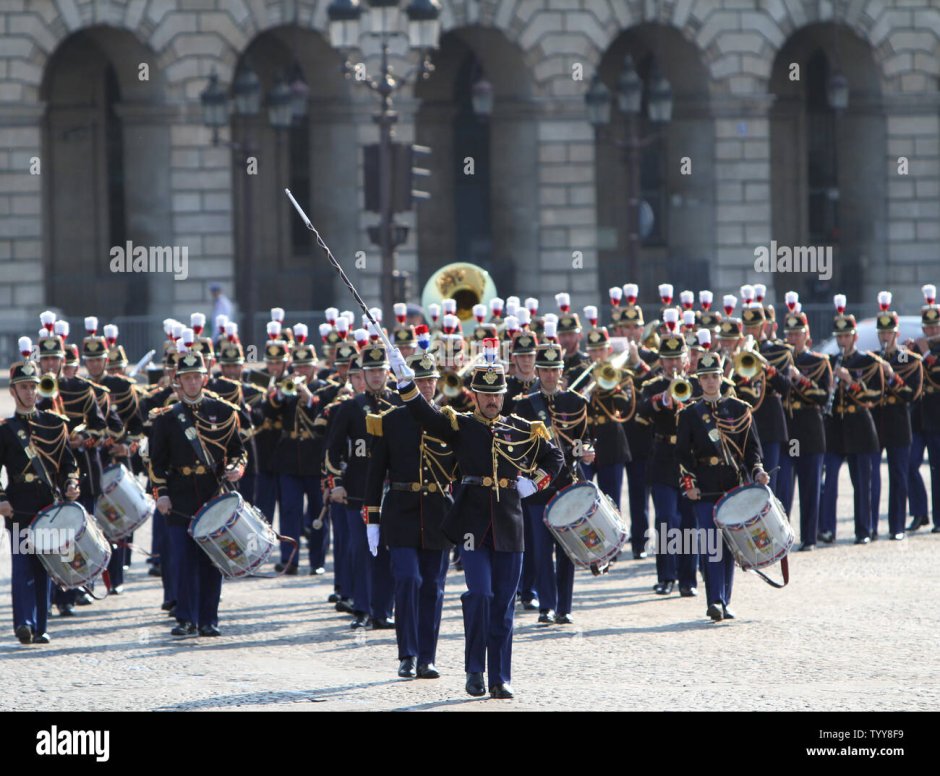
<box><xmin>421</xmin><ymin>262</ymin><xmax>498</xmax><ymax>330</ymax></box>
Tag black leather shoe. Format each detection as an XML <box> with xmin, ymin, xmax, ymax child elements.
<box><xmin>555</xmin><ymin>613</ymin><xmax>574</xmax><ymax>624</ymax></box>
<box><xmin>109</xmin><ymin>584</ymin><xmax>124</xmax><ymax>595</ymax></box>
<box><xmin>465</xmin><ymin>672</ymin><xmax>486</xmax><ymax>697</ymax></box>
<box><xmin>679</xmin><ymin>586</ymin><xmax>698</xmax><ymax>597</ymax></box>
<box><xmin>417</xmin><ymin>663</ymin><xmax>440</xmax><ymax>679</ymax></box>
<box><xmin>198</xmin><ymin>624</ymin><xmax>221</xmax><ymax>637</ymax></box>
<box><xmin>721</xmin><ymin>605</ymin><xmax>736</xmax><ymax>620</ymax></box>
<box><xmin>76</xmin><ymin>592</ymin><xmax>94</xmax><ymax>606</ymax></box>
<box><xmin>161</xmin><ymin>600</ymin><xmax>176</xmax><ymax>611</ymax></box>
<box><xmin>167</xmin><ymin>606</ymin><xmax>177</xmax><ymax>618</ymax></box>
<box><xmin>57</xmin><ymin>605</ymin><xmax>75</xmax><ymax>617</ymax></box>
<box><xmin>371</xmin><ymin>617</ymin><xmax>395</xmax><ymax>630</ymax></box>
<box><xmin>818</xmin><ymin>531</ymin><xmax>835</xmax><ymax>544</ymax></box>
<box><xmin>907</xmin><ymin>515</ymin><xmax>929</xmax><ymax>531</ymax></box>
<box><xmin>489</xmin><ymin>683</ymin><xmax>514</xmax><ymax>699</ymax></box>
<box><xmin>932</xmin><ymin>526</ymin><xmax>940</xmax><ymax>534</ymax></box>
<box><xmin>537</xmin><ymin>610</ymin><xmax>556</xmax><ymax>625</ymax></box>
<box><xmin>890</xmin><ymin>532</ymin><xmax>905</xmax><ymax>541</ymax></box>
<box><xmin>633</xmin><ymin>550</ymin><xmax>648</xmax><ymax>560</ymax></box>
<box><xmin>398</xmin><ymin>657</ymin><xmax>417</xmax><ymax>678</ymax></box>
<box><xmin>870</xmin><ymin>533</ymin><xmax>879</xmax><ymax>542</ymax></box>
<box><xmin>653</xmin><ymin>581</ymin><xmax>676</xmax><ymax>595</ymax></box>
<box><xmin>798</xmin><ymin>543</ymin><xmax>816</xmax><ymax>552</ymax></box>
<box><xmin>328</xmin><ymin>593</ymin><xmax>341</xmax><ymax>603</ymax></box>
<box><xmin>15</xmin><ymin>625</ymin><xmax>33</xmax><ymax>644</ymax></box>
<box><xmin>284</xmin><ymin>565</ymin><xmax>298</xmax><ymax>576</ymax></box>
<box><xmin>706</xmin><ymin>604</ymin><xmax>723</xmax><ymax>622</ymax></box>
<box><xmin>148</xmin><ymin>565</ymin><xmax>162</xmax><ymax>577</ymax></box>
<box><xmin>32</xmin><ymin>632</ymin><xmax>51</xmax><ymax>644</ymax></box>
<box><xmin>171</xmin><ymin>622</ymin><xmax>197</xmax><ymax>638</ymax></box>
<box><xmin>521</xmin><ymin>599</ymin><xmax>539</xmax><ymax>611</ymax></box>
<box><xmin>854</xmin><ymin>536</ymin><xmax>871</xmax><ymax>545</ymax></box>
<box><xmin>350</xmin><ymin>613</ymin><xmax>371</xmax><ymax>629</ymax></box>
<box><xmin>335</xmin><ymin>598</ymin><xmax>355</xmax><ymax>614</ymax></box>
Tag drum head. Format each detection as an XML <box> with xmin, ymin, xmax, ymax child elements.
<box><xmin>191</xmin><ymin>493</ymin><xmax>242</xmax><ymax>538</ymax></box>
<box><xmin>715</xmin><ymin>484</ymin><xmax>769</xmax><ymax>527</ymax></box>
<box><xmin>545</xmin><ymin>483</ymin><xmax>598</xmax><ymax>528</ymax></box>
<box><xmin>32</xmin><ymin>503</ymin><xmax>88</xmax><ymax>553</ymax></box>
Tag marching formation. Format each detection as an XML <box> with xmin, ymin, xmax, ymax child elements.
<box><xmin>3</xmin><ymin>277</ymin><xmax>940</xmax><ymax>700</ymax></box>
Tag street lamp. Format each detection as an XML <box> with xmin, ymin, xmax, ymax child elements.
<box><xmin>586</xmin><ymin>55</ymin><xmax>673</xmax><ymax>286</ymax></box>
<box><xmin>327</xmin><ymin>0</ymin><xmax>442</xmax><ymax>316</ymax></box>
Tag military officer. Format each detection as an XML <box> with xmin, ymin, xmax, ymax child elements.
<box><xmin>364</xmin><ymin>348</ymin><xmax>457</xmax><ymax>679</ymax></box>
<box><xmin>676</xmin><ymin>352</ymin><xmax>769</xmax><ymax>622</ymax></box>
<box><xmin>149</xmin><ymin>350</ymin><xmax>247</xmax><ymax>637</ymax></box>
<box><xmin>1</xmin><ymin>350</ymin><xmax>81</xmax><ymax>644</ymax></box>
<box><xmin>389</xmin><ymin>341</ymin><xmax>564</xmax><ymax>699</ymax></box>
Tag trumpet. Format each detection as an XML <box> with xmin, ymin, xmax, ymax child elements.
<box><xmin>38</xmin><ymin>372</ymin><xmax>59</xmax><ymax>399</ymax></box>
<box><xmin>278</xmin><ymin>375</ymin><xmax>306</xmax><ymax>396</ymax></box>
<box><xmin>668</xmin><ymin>374</ymin><xmax>693</xmax><ymax>403</ymax></box>
<box><xmin>437</xmin><ymin>352</ymin><xmax>486</xmax><ymax>401</ymax></box>
<box><xmin>579</xmin><ymin>348</ymin><xmax>634</xmax><ymax>397</ymax></box>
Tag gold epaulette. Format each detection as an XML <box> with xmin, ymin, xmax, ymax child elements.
<box><xmin>45</xmin><ymin>411</ymin><xmax>69</xmax><ymax>423</ymax></box>
<box><xmin>148</xmin><ymin>405</ymin><xmax>174</xmax><ymax>421</ymax></box>
<box><xmin>529</xmin><ymin>420</ymin><xmax>550</xmax><ymax>442</ymax></box>
<box><xmin>441</xmin><ymin>405</ymin><xmax>460</xmax><ymax>432</ymax></box>
<box><xmin>366</xmin><ymin>413</ymin><xmax>383</xmax><ymax>437</ymax></box>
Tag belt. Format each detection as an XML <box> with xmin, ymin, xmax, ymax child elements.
<box><xmin>654</xmin><ymin>434</ymin><xmax>677</xmax><ymax>444</ymax></box>
<box><xmin>390</xmin><ymin>481</ymin><xmax>441</xmax><ymax>494</ymax></box>
<box><xmin>697</xmin><ymin>456</ymin><xmax>723</xmax><ymax>466</ymax></box>
<box><xmin>926</xmin><ymin>386</ymin><xmax>937</xmax><ymax>394</ymax></box>
<box><xmin>885</xmin><ymin>396</ymin><xmax>898</xmax><ymax>405</ymax></box>
<box><xmin>836</xmin><ymin>405</ymin><xmax>857</xmax><ymax>414</ymax></box>
<box><xmin>11</xmin><ymin>472</ymin><xmax>42</xmax><ymax>484</ymax></box>
<box><xmin>592</xmin><ymin>416</ymin><xmax>608</xmax><ymax>425</ymax></box>
<box><xmin>288</xmin><ymin>431</ymin><xmax>313</xmax><ymax>439</ymax></box>
<box><xmin>175</xmin><ymin>464</ymin><xmax>209</xmax><ymax>476</ymax></box>
<box><xmin>461</xmin><ymin>476</ymin><xmax>516</xmax><ymax>490</ymax></box>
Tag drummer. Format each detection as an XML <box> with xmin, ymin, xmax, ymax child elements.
<box><xmin>148</xmin><ymin>350</ymin><xmax>247</xmax><ymax>638</ymax></box>
<box><xmin>0</xmin><ymin>349</ymin><xmax>81</xmax><ymax>645</ymax></box>
<box><xmin>676</xmin><ymin>352</ymin><xmax>769</xmax><ymax>622</ymax></box>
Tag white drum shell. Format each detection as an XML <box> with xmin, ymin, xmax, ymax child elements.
<box><xmin>95</xmin><ymin>464</ymin><xmax>155</xmax><ymax>541</ymax></box>
<box><xmin>30</xmin><ymin>502</ymin><xmax>112</xmax><ymax>589</ymax></box>
<box><xmin>190</xmin><ymin>493</ymin><xmax>278</xmax><ymax>578</ymax></box>
<box><xmin>543</xmin><ymin>482</ymin><xmax>628</xmax><ymax>569</ymax></box>
<box><xmin>713</xmin><ymin>484</ymin><xmax>794</xmax><ymax>570</ymax></box>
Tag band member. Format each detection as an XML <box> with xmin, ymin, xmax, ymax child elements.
<box><xmin>554</xmin><ymin>294</ymin><xmax>590</xmax><ymax>387</ymax></box>
<box><xmin>364</xmin><ymin>349</ymin><xmax>457</xmax><ymax>679</ymax></box>
<box><xmin>906</xmin><ymin>289</ymin><xmax>940</xmax><ymax>533</ymax></box>
<box><xmin>1</xmin><ymin>351</ymin><xmax>81</xmax><ymax>644</ymax></box>
<box><xmin>870</xmin><ymin>299</ymin><xmax>922</xmax><ymax>541</ymax></box>
<box><xmin>389</xmin><ymin>342</ymin><xmax>564</xmax><ymax>699</ymax></box>
<box><xmin>819</xmin><ymin>300</ymin><xmax>884</xmax><ymax>545</ymax></box>
<box><xmin>514</xmin><ymin>341</ymin><xmax>593</xmax><ymax>625</ymax></box>
<box><xmin>324</xmin><ymin>345</ymin><xmax>401</xmax><ymax>629</ymax></box>
<box><xmin>778</xmin><ymin>310</ymin><xmax>830</xmax><ymax>551</ymax></box>
<box><xmin>253</xmin><ymin>338</ymin><xmax>291</xmax><ymax>524</ymax></box>
<box><xmin>677</xmin><ymin>352</ymin><xmax>769</xmax><ymax>622</ymax></box>
<box><xmin>149</xmin><ymin>351</ymin><xmax>247</xmax><ymax>637</ymax></box>
<box><xmin>638</xmin><ymin>334</ymin><xmax>699</xmax><ymax>597</ymax></box>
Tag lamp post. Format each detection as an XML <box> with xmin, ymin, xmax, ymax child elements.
<box><xmin>586</xmin><ymin>55</ymin><xmax>672</xmax><ymax>285</ymax></box>
<box><xmin>327</xmin><ymin>0</ymin><xmax>442</xmax><ymax>316</ymax></box>
<box><xmin>200</xmin><ymin>67</ymin><xmax>294</xmax><ymax>343</ymax></box>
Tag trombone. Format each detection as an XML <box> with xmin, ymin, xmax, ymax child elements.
<box><xmin>579</xmin><ymin>349</ymin><xmax>633</xmax><ymax>398</ymax></box>
<box><xmin>436</xmin><ymin>352</ymin><xmax>485</xmax><ymax>402</ymax></box>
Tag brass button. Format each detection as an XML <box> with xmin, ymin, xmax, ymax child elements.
<box><xmin>482</xmin><ymin>476</ymin><xmax>493</xmax><ymax>487</ymax></box>
<box><xmin>427</xmin><ymin>483</ymin><xmax>438</xmax><ymax>493</ymax></box>
<box><xmin>410</xmin><ymin>482</ymin><xmax>421</xmax><ymax>492</ymax></box>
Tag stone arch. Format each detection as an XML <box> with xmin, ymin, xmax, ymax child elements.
<box><xmin>414</xmin><ymin>25</ymin><xmax>538</xmax><ymax>298</ymax></box>
<box><xmin>40</xmin><ymin>25</ymin><xmax>171</xmax><ymax>318</ymax></box>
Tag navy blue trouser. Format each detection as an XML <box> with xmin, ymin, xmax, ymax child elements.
<box><xmin>237</xmin><ymin>470</ymin><xmax>256</xmax><ymax>505</ymax></box>
<box><xmin>460</xmin><ymin>547</ymin><xmax>522</xmax><ymax>688</ymax></box>
<box><xmin>651</xmin><ymin>484</ymin><xmax>698</xmax><ymax>588</ymax></box>
<box><xmin>625</xmin><ymin>458</ymin><xmax>651</xmax><ymax>555</ymax></box>
<box><xmin>344</xmin><ymin>506</ymin><xmax>394</xmax><ymax>620</ymax></box>
<box><xmin>277</xmin><ymin>474</ymin><xmax>318</xmax><ymax>566</ymax></box>
<box><xmin>524</xmin><ymin>501</ymin><xmax>574</xmax><ymax>616</ymax></box>
<box><xmin>694</xmin><ymin>500</ymin><xmax>734</xmax><ymax>607</ymax></box>
<box><xmin>331</xmin><ymin>502</ymin><xmax>351</xmax><ymax>598</ymax></box>
<box><xmin>150</xmin><ymin>507</ymin><xmax>165</xmax><ymax>567</ymax></box>
<box><xmin>169</xmin><ymin>524</ymin><xmax>221</xmax><ymax>627</ymax></box>
<box><xmin>254</xmin><ymin>471</ymin><xmax>279</xmax><ymax>525</ymax></box>
<box><xmin>778</xmin><ymin>452</ymin><xmax>823</xmax><ymax>546</ymax></box>
<box><xmin>884</xmin><ymin>445</ymin><xmax>911</xmax><ymax>535</ymax></box>
<box><xmin>9</xmin><ymin>527</ymin><xmax>51</xmax><ymax>636</ymax></box>
<box><xmin>106</xmin><ymin>542</ymin><xmax>125</xmax><ymax>589</ymax></box>
<box><xmin>304</xmin><ymin>483</ymin><xmax>329</xmax><ymax>570</ymax></box>
<box><xmin>517</xmin><ymin>504</ymin><xmax>537</xmax><ymax>603</ymax></box>
<box><xmin>869</xmin><ymin>450</ymin><xmax>884</xmax><ymax>536</ymax></box>
<box><xmin>908</xmin><ymin>431</ymin><xmax>928</xmax><ymax>519</ymax></box>
<box><xmin>389</xmin><ymin>547</ymin><xmax>448</xmax><ymax>663</ymax></box>
<box><xmin>846</xmin><ymin>453</ymin><xmax>874</xmax><ymax>540</ymax></box>
<box><xmin>762</xmin><ymin>441</ymin><xmax>782</xmax><ymax>497</ymax></box>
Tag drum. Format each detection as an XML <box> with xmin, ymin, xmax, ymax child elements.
<box><xmin>713</xmin><ymin>483</ymin><xmax>794</xmax><ymax>571</ymax></box>
<box><xmin>543</xmin><ymin>482</ymin><xmax>628</xmax><ymax>570</ymax></box>
<box><xmin>189</xmin><ymin>492</ymin><xmax>278</xmax><ymax>578</ymax></box>
<box><xmin>30</xmin><ymin>502</ymin><xmax>112</xmax><ymax>590</ymax></box>
<box><xmin>95</xmin><ymin>464</ymin><xmax>154</xmax><ymax>541</ymax></box>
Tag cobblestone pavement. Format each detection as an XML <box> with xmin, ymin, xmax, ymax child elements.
<box><xmin>1</xmin><ymin>398</ymin><xmax>937</xmax><ymax>710</ymax></box>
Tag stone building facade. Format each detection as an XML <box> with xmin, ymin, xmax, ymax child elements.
<box><xmin>1</xmin><ymin>0</ymin><xmax>938</xmax><ymax>345</ymax></box>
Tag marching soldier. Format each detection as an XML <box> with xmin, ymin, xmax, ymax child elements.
<box><xmin>514</xmin><ymin>341</ymin><xmax>594</xmax><ymax>625</ymax></box>
<box><xmin>364</xmin><ymin>348</ymin><xmax>457</xmax><ymax>679</ymax></box>
<box><xmin>638</xmin><ymin>334</ymin><xmax>699</xmax><ymax>597</ymax></box>
<box><xmin>870</xmin><ymin>299</ymin><xmax>922</xmax><ymax>541</ymax></box>
<box><xmin>819</xmin><ymin>300</ymin><xmax>884</xmax><ymax>545</ymax></box>
<box><xmin>1</xmin><ymin>349</ymin><xmax>81</xmax><ymax>644</ymax></box>
<box><xmin>324</xmin><ymin>345</ymin><xmax>401</xmax><ymax>629</ymax></box>
<box><xmin>252</xmin><ymin>338</ymin><xmax>292</xmax><ymax>525</ymax></box>
<box><xmin>149</xmin><ymin>350</ymin><xmax>247</xmax><ymax>637</ymax></box>
<box><xmin>389</xmin><ymin>341</ymin><xmax>564</xmax><ymax>699</ymax></box>
<box><xmin>778</xmin><ymin>311</ymin><xmax>831</xmax><ymax>551</ymax></box>
<box><xmin>676</xmin><ymin>352</ymin><xmax>769</xmax><ymax>622</ymax></box>
<box><xmin>554</xmin><ymin>295</ymin><xmax>590</xmax><ymax>388</ymax></box>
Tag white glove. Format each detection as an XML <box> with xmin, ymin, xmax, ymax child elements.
<box><xmin>367</xmin><ymin>524</ymin><xmax>380</xmax><ymax>557</ymax></box>
<box><xmin>516</xmin><ymin>477</ymin><xmax>538</xmax><ymax>498</ymax></box>
<box><xmin>389</xmin><ymin>347</ymin><xmax>415</xmax><ymax>385</ymax></box>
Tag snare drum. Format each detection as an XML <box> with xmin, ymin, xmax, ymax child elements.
<box><xmin>30</xmin><ymin>502</ymin><xmax>112</xmax><ymax>589</ymax></box>
<box><xmin>713</xmin><ymin>483</ymin><xmax>794</xmax><ymax>571</ymax></box>
<box><xmin>95</xmin><ymin>464</ymin><xmax>154</xmax><ymax>541</ymax></box>
<box><xmin>543</xmin><ymin>482</ymin><xmax>628</xmax><ymax>569</ymax></box>
<box><xmin>189</xmin><ymin>492</ymin><xmax>278</xmax><ymax>578</ymax></box>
